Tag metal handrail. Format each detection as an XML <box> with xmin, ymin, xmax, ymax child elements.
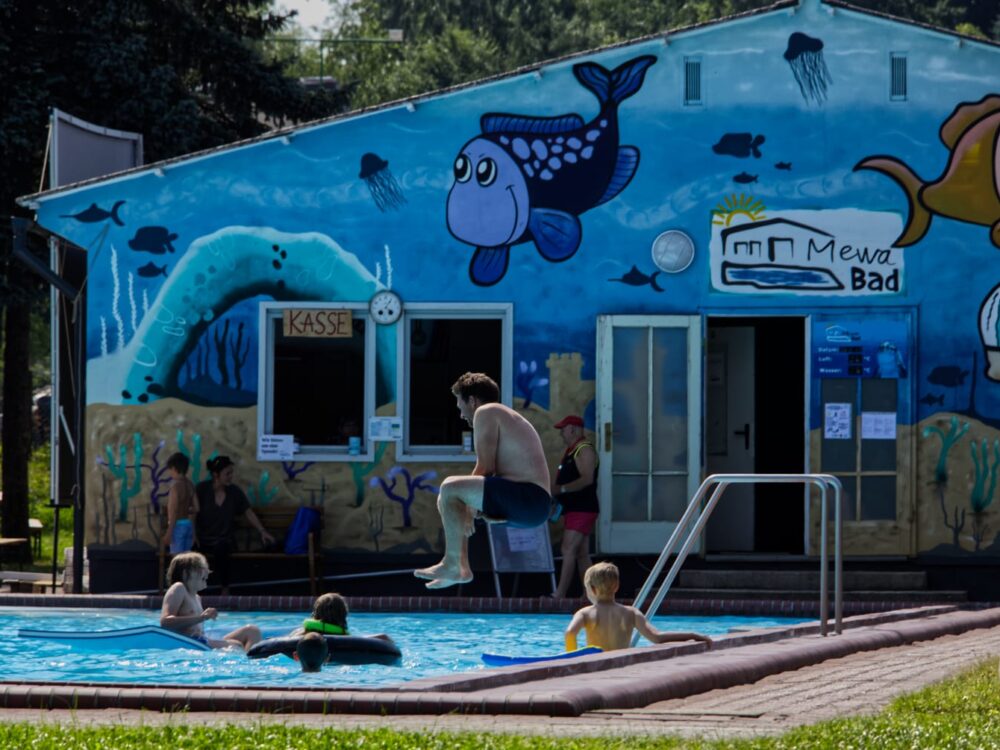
<box><xmin>631</xmin><ymin>473</ymin><xmax>843</xmax><ymax>645</ymax></box>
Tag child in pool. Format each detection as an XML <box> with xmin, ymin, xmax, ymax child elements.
<box><xmin>293</xmin><ymin>592</ymin><xmax>395</xmax><ymax>645</ymax></box>
<box><xmin>162</xmin><ymin>452</ymin><xmax>198</xmax><ymax>553</ymax></box>
<box><xmin>159</xmin><ymin>551</ymin><xmax>261</xmax><ymax>650</ymax></box>
<box><xmin>565</xmin><ymin>562</ymin><xmax>714</xmax><ymax>652</ymax></box>
<box><xmin>296</xmin><ymin>632</ymin><xmax>329</xmax><ymax>672</ymax></box>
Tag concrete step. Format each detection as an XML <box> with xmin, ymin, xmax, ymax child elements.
<box><xmin>677</xmin><ymin>569</ymin><xmax>928</xmax><ymax>591</ymax></box>
<box><xmin>664</xmin><ymin>587</ymin><xmax>967</xmax><ymax>602</ymax></box>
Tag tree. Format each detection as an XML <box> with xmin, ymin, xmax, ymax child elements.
<box><xmin>0</xmin><ymin>0</ymin><xmax>341</xmax><ymax>544</ymax></box>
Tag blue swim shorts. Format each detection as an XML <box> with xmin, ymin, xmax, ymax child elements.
<box><xmin>482</xmin><ymin>478</ymin><xmax>551</xmax><ymax>528</ymax></box>
<box><xmin>170</xmin><ymin>519</ymin><xmax>194</xmax><ymax>554</ymax></box>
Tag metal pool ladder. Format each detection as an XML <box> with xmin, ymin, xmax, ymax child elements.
<box><xmin>631</xmin><ymin>473</ymin><xmax>844</xmax><ymax>645</ymax></box>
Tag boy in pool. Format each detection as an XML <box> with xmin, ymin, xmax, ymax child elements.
<box><xmin>565</xmin><ymin>562</ymin><xmax>714</xmax><ymax>652</ymax></box>
<box><xmin>160</xmin><ymin>551</ymin><xmax>262</xmax><ymax>650</ymax></box>
<box><xmin>293</xmin><ymin>592</ymin><xmax>395</xmax><ymax>645</ymax></box>
<box><xmin>296</xmin><ymin>632</ymin><xmax>329</xmax><ymax>673</ymax></box>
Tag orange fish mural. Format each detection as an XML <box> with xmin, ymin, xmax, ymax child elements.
<box><xmin>854</xmin><ymin>94</ymin><xmax>1000</xmax><ymax>248</ymax></box>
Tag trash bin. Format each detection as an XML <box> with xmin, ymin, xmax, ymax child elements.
<box><xmin>86</xmin><ymin>541</ymin><xmax>157</xmax><ymax>593</ymax></box>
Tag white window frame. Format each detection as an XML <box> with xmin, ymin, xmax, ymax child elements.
<box><xmin>397</xmin><ymin>303</ymin><xmax>513</xmax><ymax>462</ymax></box>
<box><xmin>257</xmin><ymin>300</ymin><xmax>376</xmax><ymax>462</ymax></box>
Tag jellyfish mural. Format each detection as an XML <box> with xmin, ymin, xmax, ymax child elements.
<box><xmin>359</xmin><ymin>152</ymin><xmax>406</xmax><ymax>212</ymax></box>
<box><xmin>783</xmin><ymin>32</ymin><xmax>832</xmax><ymax>105</ymax></box>
<box><xmin>978</xmin><ymin>282</ymin><xmax>1000</xmax><ymax>381</ymax></box>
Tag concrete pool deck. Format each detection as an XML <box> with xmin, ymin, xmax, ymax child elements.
<box><xmin>1</xmin><ymin>595</ymin><xmax>999</xmax><ymax>729</ymax></box>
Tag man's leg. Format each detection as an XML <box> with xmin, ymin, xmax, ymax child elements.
<box><xmin>553</xmin><ymin>530</ymin><xmax>584</xmax><ymax>598</ymax></box>
<box><xmin>414</xmin><ymin>476</ymin><xmax>484</xmax><ymax>588</ymax></box>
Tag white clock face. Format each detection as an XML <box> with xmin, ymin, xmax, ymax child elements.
<box><xmin>369</xmin><ymin>290</ymin><xmax>402</xmax><ymax>324</ymax></box>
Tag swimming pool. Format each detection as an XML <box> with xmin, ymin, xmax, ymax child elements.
<box><xmin>1</xmin><ymin>607</ymin><xmax>811</xmax><ymax>689</ymax></box>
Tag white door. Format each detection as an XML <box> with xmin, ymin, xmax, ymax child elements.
<box><xmin>596</xmin><ymin>315</ymin><xmax>702</xmax><ymax>554</ymax></box>
<box><xmin>705</xmin><ymin>326</ymin><xmax>755</xmax><ymax>552</ymax></box>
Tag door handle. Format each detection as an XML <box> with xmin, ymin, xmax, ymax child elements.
<box><xmin>733</xmin><ymin>423</ymin><xmax>750</xmax><ymax>450</ymax></box>
<box><xmin>604</xmin><ymin>422</ymin><xmax>613</xmax><ymax>451</ymax></box>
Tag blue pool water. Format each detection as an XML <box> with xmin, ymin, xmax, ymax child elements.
<box><xmin>0</xmin><ymin>608</ymin><xmax>811</xmax><ymax>688</ymax></box>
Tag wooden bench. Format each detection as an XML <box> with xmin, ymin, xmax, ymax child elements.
<box><xmin>159</xmin><ymin>506</ymin><xmax>324</xmax><ymax>595</ymax></box>
<box><xmin>29</xmin><ymin>518</ymin><xmax>42</xmax><ymax>558</ymax></box>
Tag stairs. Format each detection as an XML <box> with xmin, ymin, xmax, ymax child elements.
<box><xmin>666</xmin><ymin>568</ymin><xmax>967</xmax><ymax>603</ymax></box>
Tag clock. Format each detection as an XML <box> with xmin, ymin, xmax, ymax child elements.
<box><xmin>369</xmin><ymin>289</ymin><xmax>403</xmax><ymax>325</ymax></box>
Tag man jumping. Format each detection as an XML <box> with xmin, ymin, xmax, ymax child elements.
<box><xmin>414</xmin><ymin>372</ymin><xmax>550</xmax><ymax>589</ymax></box>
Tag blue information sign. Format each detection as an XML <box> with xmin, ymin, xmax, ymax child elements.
<box><xmin>812</xmin><ymin>318</ymin><xmax>909</xmax><ymax>379</ymax></box>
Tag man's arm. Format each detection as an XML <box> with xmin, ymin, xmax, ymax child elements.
<box><xmin>471</xmin><ymin>407</ymin><xmax>499</xmax><ymax>476</ymax></box>
<box><xmin>244</xmin><ymin>508</ymin><xmax>276</xmax><ymax>545</ymax></box>
<box><xmin>160</xmin><ymin>584</ymin><xmax>214</xmax><ymax>630</ymax></box>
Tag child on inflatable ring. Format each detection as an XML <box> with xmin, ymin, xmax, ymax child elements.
<box><xmin>292</xmin><ymin>592</ymin><xmax>396</xmax><ymax>646</ymax></box>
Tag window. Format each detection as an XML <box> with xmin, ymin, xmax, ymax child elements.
<box><xmin>398</xmin><ymin>304</ymin><xmax>512</xmax><ymax>461</ymax></box>
<box><xmin>258</xmin><ymin>302</ymin><xmax>375</xmax><ymax>461</ymax></box>
<box><xmin>684</xmin><ymin>57</ymin><xmax>702</xmax><ymax>106</ymax></box>
<box><xmin>820</xmin><ymin>377</ymin><xmax>898</xmax><ymax>521</ymax></box>
<box><xmin>890</xmin><ymin>52</ymin><xmax>907</xmax><ymax>101</ymax></box>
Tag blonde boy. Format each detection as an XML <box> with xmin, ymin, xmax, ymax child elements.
<box><xmin>565</xmin><ymin>562</ymin><xmax>713</xmax><ymax>652</ymax></box>
<box><xmin>160</xmin><ymin>551</ymin><xmax>262</xmax><ymax>650</ymax></box>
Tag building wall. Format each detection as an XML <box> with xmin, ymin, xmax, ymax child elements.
<box><xmin>32</xmin><ymin>0</ymin><xmax>1000</xmax><ymax>559</ymax></box>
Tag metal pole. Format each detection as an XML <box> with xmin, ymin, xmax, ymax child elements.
<box><xmin>819</xmin><ymin>481</ymin><xmax>828</xmax><ymax>636</ymax></box>
<box><xmin>72</xmin><ymin>296</ymin><xmax>85</xmax><ymax>593</ymax></box>
<box><xmin>49</xmin><ymin>502</ymin><xmax>59</xmax><ymax>592</ymax></box>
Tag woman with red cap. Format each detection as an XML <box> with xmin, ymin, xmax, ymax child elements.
<box><xmin>549</xmin><ymin>415</ymin><xmax>599</xmax><ymax>599</ymax></box>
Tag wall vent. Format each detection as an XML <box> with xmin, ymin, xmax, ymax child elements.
<box><xmin>684</xmin><ymin>58</ymin><xmax>702</xmax><ymax>106</ymax></box>
<box><xmin>890</xmin><ymin>52</ymin><xmax>907</xmax><ymax>101</ymax></box>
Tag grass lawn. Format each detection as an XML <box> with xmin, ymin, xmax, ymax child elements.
<box><xmin>0</xmin><ymin>658</ymin><xmax>997</xmax><ymax>748</ymax></box>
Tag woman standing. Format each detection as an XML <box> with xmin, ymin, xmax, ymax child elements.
<box><xmin>195</xmin><ymin>456</ymin><xmax>275</xmax><ymax>595</ymax></box>
<box><xmin>549</xmin><ymin>415</ymin><xmax>600</xmax><ymax>599</ymax></box>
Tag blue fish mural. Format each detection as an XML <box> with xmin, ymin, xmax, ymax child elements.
<box><xmin>446</xmin><ymin>55</ymin><xmax>657</xmax><ymax>286</ymax></box>
<box><xmin>60</xmin><ymin>200</ymin><xmax>125</xmax><ymax>225</ymax></box>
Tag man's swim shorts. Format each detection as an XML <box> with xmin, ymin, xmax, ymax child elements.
<box><xmin>482</xmin><ymin>477</ymin><xmax>551</xmax><ymax>528</ymax></box>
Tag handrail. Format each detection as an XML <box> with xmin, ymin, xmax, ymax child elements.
<box><xmin>631</xmin><ymin>473</ymin><xmax>843</xmax><ymax>645</ymax></box>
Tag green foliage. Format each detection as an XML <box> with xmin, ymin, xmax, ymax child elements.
<box><xmin>0</xmin><ymin>658</ymin><xmax>998</xmax><ymax>746</ymax></box>
<box><xmin>922</xmin><ymin>416</ymin><xmax>970</xmax><ymax>485</ymax></box>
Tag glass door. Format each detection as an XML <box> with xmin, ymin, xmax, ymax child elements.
<box><xmin>596</xmin><ymin>315</ymin><xmax>702</xmax><ymax>553</ymax></box>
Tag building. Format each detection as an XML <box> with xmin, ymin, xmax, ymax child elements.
<box><xmin>18</xmin><ymin>0</ymin><xmax>1000</xmax><ymax>592</ymax></box>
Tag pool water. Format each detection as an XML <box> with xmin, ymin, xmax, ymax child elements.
<box><xmin>0</xmin><ymin>608</ymin><xmax>811</xmax><ymax>689</ymax></box>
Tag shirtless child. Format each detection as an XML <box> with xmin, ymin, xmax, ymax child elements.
<box><xmin>565</xmin><ymin>562</ymin><xmax>714</xmax><ymax>652</ymax></box>
<box><xmin>414</xmin><ymin>372</ymin><xmax>550</xmax><ymax>589</ymax></box>
<box><xmin>160</xmin><ymin>552</ymin><xmax>262</xmax><ymax>650</ymax></box>
<box><xmin>161</xmin><ymin>452</ymin><xmax>198</xmax><ymax>553</ymax></box>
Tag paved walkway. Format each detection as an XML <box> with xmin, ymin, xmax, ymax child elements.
<box><xmin>1</xmin><ymin>609</ymin><xmax>998</xmax><ymax>740</ymax></box>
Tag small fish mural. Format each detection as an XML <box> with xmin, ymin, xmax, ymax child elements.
<box><xmin>359</xmin><ymin>152</ymin><xmax>406</xmax><ymax>212</ymax></box>
<box><xmin>783</xmin><ymin>32</ymin><xmax>832</xmax><ymax>105</ymax></box>
<box><xmin>60</xmin><ymin>200</ymin><xmax>125</xmax><ymax>226</ymax></box>
<box><xmin>775</xmin><ymin>162</ymin><xmax>792</xmax><ymax>171</ymax></box>
<box><xmin>855</xmin><ymin>95</ymin><xmax>1000</xmax><ymax>248</ymax></box>
<box><xmin>137</xmin><ymin>262</ymin><xmax>168</xmax><ymax>278</ymax></box>
<box><xmin>733</xmin><ymin>172</ymin><xmax>758</xmax><ymax>184</ymax></box>
<box><xmin>609</xmin><ymin>264</ymin><xmax>664</xmax><ymax>292</ymax></box>
<box><xmin>712</xmin><ymin>133</ymin><xmax>765</xmax><ymax>159</ymax></box>
<box><xmin>919</xmin><ymin>393</ymin><xmax>945</xmax><ymax>406</ymax></box>
<box><xmin>927</xmin><ymin>366</ymin><xmax>969</xmax><ymax>387</ymax></box>
<box><xmin>446</xmin><ymin>55</ymin><xmax>657</xmax><ymax>286</ymax></box>
<box><xmin>128</xmin><ymin>226</ymin><xmax>178</xmax><ymax>254</ymax></box>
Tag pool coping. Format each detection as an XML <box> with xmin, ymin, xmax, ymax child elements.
<box><xmin>3</xmin><ymin>602</ymin><xmax>997</xmax><ymax>715</ymax></box>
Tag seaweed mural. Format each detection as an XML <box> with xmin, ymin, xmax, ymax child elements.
<box><xmin>98</xmin><ymin>432</ymin><xmax>144</xmax><ymax>522</ymax></box>
<box><xmin>969</xmin><ymin>438</ymin><xmax>1000</xmax><ymax>551</ymax></box>
<box><xmin>516</xmin><ymin>359</ymin><xmax>549</xmax><ymax>409</ymax></box>
<box><xmin>142</xmin><ymin>440</ymin><xmax>171</xmax><ymax>514</ymax></box>
<box><xmin>179</xmin><ymin>312</ymin><xmax>257</xmax><ymax>406</ymax></box>
<box><xmin>923</xmin><ymin>416</ymin><xmax>971</xmax><ymax>548</ymax></box>
<box><xmin>369</xmin><ymin>501</ymin><xmax>385</xmax><ymax>551</ymax></box>
<box><xmin>369</xmin><ymin>466</ymin><xmax>439</xmax><ymax>527</ymax></box>
<box><xmin>349</xmin><ymin>441</ymin><xmax>389</xmax><ymax>507</ymax></box>
<box><xmin>247</xmin><ymin>471</ymin><xmax>279</xmax><ymax>506</ymax></box>
<box><xmin>282</xmin><ymin>461</ymin><xmax>316</xmax><ymax>481</ymax></box>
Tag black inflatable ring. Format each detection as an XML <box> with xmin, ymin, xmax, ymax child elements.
<box><xmin>247</xmin><ymin>634</ymin><xmax>402</xmax><ymax>666</ymax></box>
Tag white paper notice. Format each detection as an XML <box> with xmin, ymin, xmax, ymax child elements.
<box><xmin>505</xmin><ymin>527</ymin><xmax>539</xmax><ymax>553</ymax></box>
<box><xmin>862</xmin><ymin>411</ymin><xmax>896</xmax><ymax>440</ymax></box>
<box><xmin>824</xmin><ymin>403</ymin><xmax>852</xmax><ymax>440</ymax></box>
<box><xmin>368</xmin><ymin>416</ymin><xmax>403</xmax><ymax>441</ymax></box>
<box><xmin>258</xmin><ymin>434</ymin><xmax>295</xmax><ymax>461</ymax></box>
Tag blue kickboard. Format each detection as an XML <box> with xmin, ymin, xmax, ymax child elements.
<box><xmin>18</xmin><ymin>624</ymin><xmax>212</xmax><ymax>652</ymax></box>
<box><xmin>481</xmin><ymin>646</ymin><xmax>603</xmax><ymax>667</ymax></box>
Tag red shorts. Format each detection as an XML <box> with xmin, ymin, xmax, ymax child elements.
<box><xmin>563</xmin><ymin>511</ymin><xmax>598</xmax><ymax>535</ymax></box>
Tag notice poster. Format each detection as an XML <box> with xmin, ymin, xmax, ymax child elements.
<box><xmin>824</xmin><ymin>403</ymin><xmax>852</xmax><ymax>440</ymax></box>
<box><xmin>258</xmin><ymin>434</ymin><xmax>295</xmax><ymax>461</ymax></box>
<box><xmin>861</xmin><ymin>412</ymin><xmax>896</xmax><ymax>440</ymax></box>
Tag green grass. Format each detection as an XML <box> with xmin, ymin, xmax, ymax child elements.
<box><xmin>0</xmin><ymin>658</ymin><xmax>998</xmax><ymax>748</ymax></box>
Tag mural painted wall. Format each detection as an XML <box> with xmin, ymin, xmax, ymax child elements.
<box><xmin>26</xmin><ymin>0</ymin><xmax>1000</xmax><ymax>560</ymax></box>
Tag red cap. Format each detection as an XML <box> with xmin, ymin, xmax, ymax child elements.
<box><xmin>554</xmin><ymin>415</ymin><xmax>584</xmax><ymax>429</ymax></box>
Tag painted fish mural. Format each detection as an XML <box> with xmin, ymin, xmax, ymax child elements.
<box><xmin>128</xmin><ymin>226</ymin><xmax>178</xmax><ymax>254</ymax></box>
<box><xmin>60</xmin><ymin>200</ymin><xmax>125</xmax><ymax>225</ymax></box>
<box><xmin>855</xmin><ymin>94</ymin><xmax>1000</xmax><ymax>248</ymax></box>
<box><xmin>609</xmin><ymin>264</ymin><xmax>664</xmax><ymax>292</ymax></box>
<box><xmin>446</xmin><ymin>55</ymin><xmax>657</xmax><ymax>286</ymax></box>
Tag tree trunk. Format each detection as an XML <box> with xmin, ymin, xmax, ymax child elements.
<box><xmin>1</xmin><ymin>260</ymin><xmax>33</xmax><ymax>555</ymax></box>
